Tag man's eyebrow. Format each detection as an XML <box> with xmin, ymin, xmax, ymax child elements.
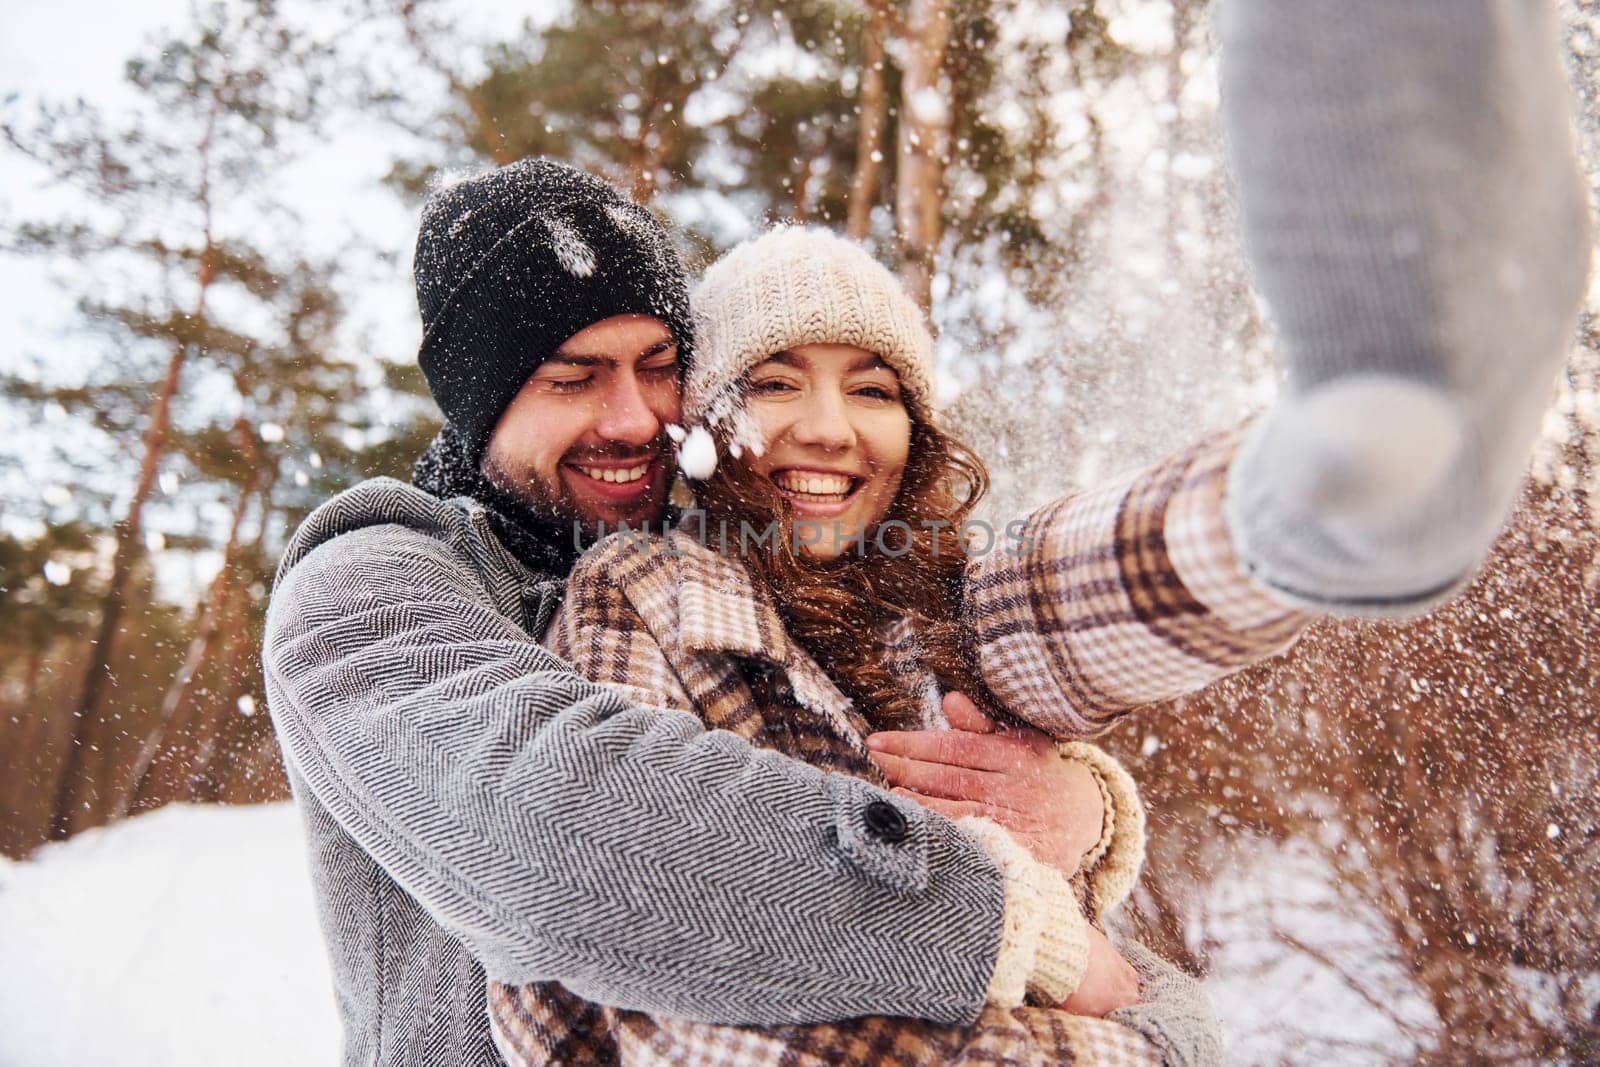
<box><xmin>636</xmin><ymin>338</ymin><xmax>680</xmax><ymax>361</ymax></box>
<box><xmin>545</xmin><ymin>337</ymin><xmax>678</xmax><ymax>369</ymax></box>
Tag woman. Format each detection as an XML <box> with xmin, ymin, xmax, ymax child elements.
<box><xmin>488</xmin><ymin>227</ymin><xmax>1263</xmax><ymax>1066</ymax></box>
<box><xmin>490</xmin><ymin>0</ymin><xmax>1595</xmax><ymax>1055</ymax></box>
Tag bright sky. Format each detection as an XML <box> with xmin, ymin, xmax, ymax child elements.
<box><xmin>0</xmin><ymin>0</ymin><xmax>567</xmax><ymax>380</ymax></box>
<box><xmin>2</xmin><ymin>0</ymin><xmax>194</xmax><ymax>376</ymax></box>
<box><xmin>0</xmin><ymin>0</ymin><xmax>565</xmax><ymax>585</ymax></box>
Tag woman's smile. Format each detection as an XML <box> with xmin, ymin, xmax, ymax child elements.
<box><xmin>770</xmin><ymin>467</ymin><xmax>863</xmax><ymax>515</ymax></box>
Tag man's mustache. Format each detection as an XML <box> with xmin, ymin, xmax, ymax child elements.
<box><xmin>563</xmin><ymin>437</ymin><xmax>672</xmax><ymax>466</ymax></box>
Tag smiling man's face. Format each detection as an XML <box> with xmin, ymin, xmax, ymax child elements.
<box><xmin>481</xmin><ymin>314</ymin><xmax>682</xmax><ymax>539</ymax></box>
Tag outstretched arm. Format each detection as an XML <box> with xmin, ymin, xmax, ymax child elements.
<box><xmin>966</xmin><ymin>424</ymin><xmax>1311</xmax><ymax>737</ymax></box>
<box><xmin>967</xmin><ymin>0</ymin><xmax>1591</xmax><ymax>734</ymax></box>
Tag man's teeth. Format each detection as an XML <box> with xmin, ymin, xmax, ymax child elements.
<box><xmin>775</xmin><ymin>472</ymin><xmax>853</xmax><ymax>496</ymax></box>
<box><xmin>578</xmin><ymin>463</ymin><xmax>649</xmax><ymax>484</ymax></box>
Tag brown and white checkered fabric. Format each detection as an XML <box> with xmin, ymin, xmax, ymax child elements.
<box><xmin>609</xmin><ymin>1005</ymin><xmax>1159</xmax><ymax>1067</ymax></box>
<box><xmin>493</xmin><ymin>989</ymin><xmax>1161</xmax><ymax>1066</ymax></box>
<box><xmin>968</xmin><ymin>424</ymin><xmax>1310</xmax><ymax>736</ymax></box>
<box><xmin>489</xmin><ymin>981</ymin><xmax>619</xmax><ymax>1064</ymax></box>
<box><xmin>490</xmin><ymin>426</ymin><xmax>1296</xmax><ymax>1065</ymax></box>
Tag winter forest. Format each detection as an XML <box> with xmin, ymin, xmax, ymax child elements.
<box><xmin>1</xmin><ymin>0</ymin><xmax>1598</xmax><ymax>1062</ymax></box>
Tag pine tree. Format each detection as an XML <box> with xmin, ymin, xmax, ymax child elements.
<box><xmin>2</xmin><ymin>0</ymin><xmax>332</xmax><ymax>839</ymax></box>
<box><xmin>379</xmin><ymin>0</ymin><xmax>726</xmax><ymax>203</ymax></box>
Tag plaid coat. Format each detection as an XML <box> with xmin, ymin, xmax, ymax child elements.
<box><xmin>491</xmin><ymin>426</ymin><xmax>1305</xmax><ymax>1065</ymax></box>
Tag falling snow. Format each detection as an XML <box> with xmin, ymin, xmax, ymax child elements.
<box><xmin>543</xmin><ymin>215</ymin><xmax>597</xmax><ymax>278</ymax></box>
<box><xmin>2</xmin><ymin>3</ymin><xmax>1597</xmax><ymax>1063</ymax></box>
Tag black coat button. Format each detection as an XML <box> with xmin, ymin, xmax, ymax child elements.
<box><xmin>863</xmin><ymin>800</ymin><xmax>909</xmax><ymax>843</ymax></box>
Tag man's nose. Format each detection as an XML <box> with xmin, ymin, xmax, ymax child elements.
<box><xmin>595</xmin><ymin>371</ymin><xmax>663</xmax><ymax>446</ymax></box>
<box><xmin>790</xmin><ymin>390</ymin><xmax>855</xmax><ymax>451</ymax></box>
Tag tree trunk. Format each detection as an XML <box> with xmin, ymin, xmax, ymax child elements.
<box><xmin>847</xmin><ymin>15</ymin><xmax>888</xmax><ymax>240</ymax></box>
<box><xmin>51</xmin><ymin>249</ymin><xmax>216</xmax><ymax>839</ymax></box>
<box><xmin>792</xmin><ymin>157</ymin><xmax>814</xmax><ymax>222</ymax></box>
<box><xmin>1</xmin><ymin>643</ymin><xmax>58</xmax><ymax>855</ymax></box>
<box><xmin>894</xmin><ymin>0</ymin><xmax>951</xmax><ymax>310</ymax></box>
<box><xmin>114</xmin><ymin>417</ymin><xmax>258</xmax><ymax>818</ymax></box>
<box><xmin>182</xmin><ymin>576</ymin><xmax>254</xmax><ymax>802</ymax></box>
<box><xmin>50</xmin><ymin>342</ymin><xmax>190</xmax><ymax>838</ymax></box>
<box><xmin>1164</xmin><ymin>2</ymin><xmax>1193</xmax><ymax>265</ymax></box>
<box><xmin>625</xmin><ymin>96</ymin><xmax>686</xmax><ymax>206</ymax></box>
<box><xmin>25</xmin><ymin>644</ymin><xmax>44</xmax><ymax>707</ymax></box>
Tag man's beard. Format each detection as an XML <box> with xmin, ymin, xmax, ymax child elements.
<box><xmin>480</xmin><ymin>439</ymin><xmax>671</xmax><ymax>546</ymax></box>
<box><xmin>480</xmin><ymin>450</ymin><xmax>590</xmax><ymax>537</ymax></box>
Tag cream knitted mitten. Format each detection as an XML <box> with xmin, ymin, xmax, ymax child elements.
<box><xmin>1060</xmin><ymin>742</ymin><xmax>1147</xmax><ymax>920</ymax></box>
<box><xmin>958</xmin><ymin>817</ymin><xmax>1092</xmax><ymax>1007</ymax></box>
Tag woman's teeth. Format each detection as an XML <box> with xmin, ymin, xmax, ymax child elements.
<box><xmin>578</xmin><ymin>463</ymin><xmax>649</xmax><ymax>484</ymax></box>
<box><xmin>774</xmin><ymin>472</ymin><xmax>854</xmax><ymax>498</ymax></box>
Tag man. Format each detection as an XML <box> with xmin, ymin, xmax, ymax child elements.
<box><xmin>265</xmin><ymin>160</ymin><xmax>1207</xmax><ymax>1065</ymax></box>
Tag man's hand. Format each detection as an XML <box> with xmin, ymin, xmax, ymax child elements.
<box><xmin>1060</xmin><ymin>926</ymin><xmax>1141</xmax><ymax>1016</ymax></box>
<box><xmin>866</xmin><ymin>693</ymin><xmax>1106</xmax><ymax>875</ymax></box>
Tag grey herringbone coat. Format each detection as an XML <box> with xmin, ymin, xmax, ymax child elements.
<box><xmin>265</xmin><ymin>477</ymin><xmax>1022</xmax><ymax>1065</ymax></box>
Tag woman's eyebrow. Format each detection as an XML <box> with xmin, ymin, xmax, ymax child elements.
<box><xmin>849</xmin><ymin>353</ymin><xmax>892</xmax><ymax>372</ymax></box>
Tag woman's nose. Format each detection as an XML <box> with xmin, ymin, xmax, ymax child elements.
<box><xmin>788</xmin><ymin>389</ymin><xmax>856</xmax><ymax>450</ymax></box>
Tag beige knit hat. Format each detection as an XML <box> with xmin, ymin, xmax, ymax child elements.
<box><xmin>684</xmin><ymin>226</ymin><xmax>935</xmax><ymax>459</ymax></box>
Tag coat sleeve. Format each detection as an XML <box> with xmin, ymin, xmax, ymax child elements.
<box><xmin>965</xmin><ymin>424</ymin><xmax>1314</xmax><ymax>738</ymax></box>
<box><xmin>264</xmin><ymin>520</ymin><xmax>1014</xmax><ymax>1028</ymax></box>
<box><xmin>1059</xmin><ymin>742</ymin><xmax>1147</xmax><ymax>920</ymax></box>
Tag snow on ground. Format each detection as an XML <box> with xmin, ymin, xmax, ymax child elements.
<box><xmin>0</xmin><ymin>802</ymin><xmax>1419</xmax><ymax>1065</ymax></box>
<box><xmin>0</xmin><ymin>803</ymin><xmax>338</xmax><ymax>1067</ymax></box>
<box><xmin>1194</xmin><ymin>841</ymin><xmax>1436</xmax><ymax>1064</ymax></box>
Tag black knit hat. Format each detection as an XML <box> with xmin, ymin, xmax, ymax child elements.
<box><xmin>413</xmin><ymin>158</ymin><xmax>694</xmax><ymax>458</ymax></box>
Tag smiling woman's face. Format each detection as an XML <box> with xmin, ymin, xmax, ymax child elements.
<box><xmin>743</xmin><ymin>342</ymin><xmax>912</xmax><ymax>559</ymax></box>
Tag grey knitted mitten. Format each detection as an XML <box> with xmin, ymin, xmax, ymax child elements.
<box><xmin>1106</xmin><ymin>940</ymin><xmax>1225</xmax><ymax>1067</ymax></box>
<box><xmin>1219</xmin><ymin>0</ymin><xmax>1591</xmax><ymax>614</ymax></box>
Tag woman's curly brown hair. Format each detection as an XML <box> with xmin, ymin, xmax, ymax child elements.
<box><xmin>696</xmin><ymin>408</ymin><xmax>996</xmax><ymax>732</ymax></box>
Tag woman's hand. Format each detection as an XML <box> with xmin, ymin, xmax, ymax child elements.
<box><xmin>865</xmin><ymin>693</ymin><xmax>1106</xmax><ymax>876</ymax></box>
